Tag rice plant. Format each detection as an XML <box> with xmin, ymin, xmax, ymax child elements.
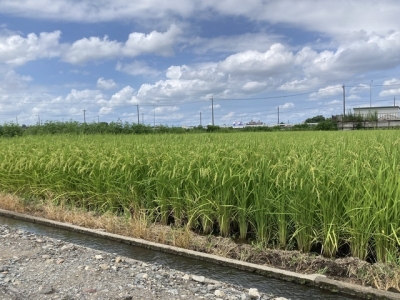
<box><xmin>0</xmin><ymin>131</ymin><xmax>399</xmax><ymax>263</ymax></box>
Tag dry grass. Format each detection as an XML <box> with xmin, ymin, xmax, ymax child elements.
<box><xmin>1</xmin><ymin>192</ymin><xmax>400</xmax><ymax>292</ymax></box>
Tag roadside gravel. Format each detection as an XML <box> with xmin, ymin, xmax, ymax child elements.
<box><xmin>0</xmin><ymin>225</ymin><xmax>287</xmax><ymax>300</ymax></box>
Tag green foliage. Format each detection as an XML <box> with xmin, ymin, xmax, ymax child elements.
<box><xmin>292</xmin><ymin>123</ymin><xmax>310</xmax><ymax>130</ymax></box>
<box><xmin>305</xmin><ymin>115</ymin><xmax>326</xmax><ymax>123</ymax></box>
<box><xmin>315</xmin><ymin>119</ymin><xmax>338</xmax><ymax>131</ymax></box>
<box><xmin>0</xmin><ymin>122</ymin><xmax>23</xmax><ymax>137</ymax></box>
<box><xmin>241</xmin><ymin>126</ymin><xmax>275</xmax><ymax>132</ymax></box>
<box><xmin>206</xmin><ymin>125</ymin><xmax>221</xmax><ymax>132</ymax></box>
<box><xmin>344</xmin><ymin>111</ymin><xmax>378</xmax><ymax>122</ymax></box>
<box><xmin>1</xmin><ymin>131</ymin><xmax>400</xmax><ymax>263</ymax></box>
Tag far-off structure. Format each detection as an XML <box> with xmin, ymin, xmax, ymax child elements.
<box><xmin>353</xmin><ymin>106</ymin><xmax>400</xmax><ymax>120</ymax></box>
<box><xmin>339</xmin><ymin>106</ymin><xmax>400</xmax><ymax>130</ymax></box>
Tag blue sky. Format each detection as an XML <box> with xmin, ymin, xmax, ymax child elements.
<box><xmin>1</xmin><ymin>0</ymin><xmax>400</xmax><ymax>126</ymax></box>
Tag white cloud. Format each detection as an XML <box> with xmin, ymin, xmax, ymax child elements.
<box><xmin>309</xmin><ymin>85</ymin><xmax>343</xmax><ymax>100</ymax></box>
<box><xmin>154</xmin><ymin>106</ymin><xmax>180</xmax><ymax>113</ymax></box>
<box><xmin>0</xmin><ymin>69</ymin><xmax>32</xmax><ymax>91</ymax></box>
<box><xmin>280</xmin><ymin>102</ymin><xmax>295</xmax><ymax>109</ymax></box>
<box><xmin>106</xmin><ymin>86</ymin><xmax>137</xmax><ymax>106</ymax></box>
<box><xmin>138</xmin><ymin>65</ymin><xmax>228</xmax><ymax>103</ymax></box>
<box><xmin>116</xmin><ymin>61</ymin><xmax>160</xmax><ymax>77</ymax></box>
<box><xmin>326</xmin><ymin>100</ymin><xmax>341</xmax><ymax>105</ymax></box>
<box><xmin>99</xmin><ymin>107</ymin><xmax>113</xmax><ymax>115</ymax></box>
<box><xmin>379</xmin><ymin>78</ymin><xmax>400</xmax><ymax>97</ymax></box>
<box><xmin>0</xmin><ymin>25</ymin><xmax>182</xmax><ymax>66</ymax></box>
<box><xmin>0</xmin><ymin>31</ymin><xmax>62</xmax><ymax>65</ymax></box>
<box><xmin>218</xmin><ymin>44</ymin><xmax>294</xmax><ymax>77</ymax></box>
<box><xmin>349</xmin><ymin>84</ymin><xmax>370</xmax><ymax>95</ymax></box>
<box><xmin>97</xmin><ymin>77</ymin><xmax>117</xmax><ymax>90</ymax></box>
<box><xmin>278</xmin><ymin>78</ymin><xmax>320</xmax><ymax>92</ymax></box>
<box><xmin>2</xmin><ymin>1</ymin><xmax>399</xmax><ymax>37</ymax></box>
<box><xmin>0</xmin><ymin>1</ymin><xmax>195</xmax><ymax>25</ymax></box>
<box><xmin>242</xmin><ymin>81</ymin><xmax>267</xmax><ymax>92</ymax></box>
<box><xmin>383</xmin><ymin>78</ymin><xmax>400</xmax><ymax>86</ymax></box>
<box><xmin>347</xmin><ymin>94</ymin><xmax>361</xmax><ymax>100</ymax></box>
<box><xmin>63</xmin><ymin>36</ymin><xmax>121</xmax><ymax>65</ymax></box>
<box><xmin>201</xmin><ymin>0</ymin><xmax>400</xmax><ymax>36</ymax></box>
<box><xmin>191</xmin><ymin>32</ymin><xmax>283</xmax><ymax>54</ymax></box>
<box><xmin>211</xmin><ymin>104</ymin><xmax>221</xmax><ymax>109</ymax></box>
<box><xmin>380</xmin><ymin>89</ymin><xmax>400</xmax><ymax>97</ymax></box>
<box><xmin>123</xmin><ymin>24</ymin><xmax>181</xmax><ymax>57</ymax></box>
<box><xmin>63</xmin><ymin>25</ymin><xmax>182</xmax><ymax>65</ymax></box>
<box><xmin>65</xmin><ymin>89</ymin><xmax>105</xmax><ymax>104</ymax></box>
<box><xmin>221</xmin><ymin>112</ymin><xmax>236</xmax><ymax>121</ymax></box>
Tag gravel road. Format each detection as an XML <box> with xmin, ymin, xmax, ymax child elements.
<box><xmin>0</xmin><ymin>225</ymin><xmax>288</xmax><ymax>300</ymax></box>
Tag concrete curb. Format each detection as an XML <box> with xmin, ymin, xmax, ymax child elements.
<box><xmin>0</xmin><ymin>209</ymin><xmax>399</xmax><ymax>300</ymax></box>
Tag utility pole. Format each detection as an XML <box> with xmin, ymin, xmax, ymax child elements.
<box><xmin>136</xmin><ymin>104</ymin><xmax>139</xmax><ymax>124</ymax></box>
<box><xmin>36</xmin><ymin>115</ymin><xmax>40</xmax><ymax>126</ymax></box>
<box><xmin>210</xmin><ymin>96</ymin><xmax>214</xmax><ymax>126</ymax></box>
<box><xmin>200</xmin><ymin>112</ymin><xmax>202</xmax><ymax>126</ymax></box>
<box><xmin>142</xmin><ymin>113</ymin><xmax>144</xmax><ymax>124</ymax></box>
<box><xmin>277</xmin><ymin>106</ymin><xmax>280</xmax><ymax>124</ymax></box>
<box><xmin>83</xmin><ymin>109</ymin><xmax>86</xmax><ymax>124</ymax></box>
<box><xmin>394</xmin><ymin>96</ymin><xmax>396</xmax><ymax>107</ymax></box>
<box><xmin>15</xmin><ymin>116</ymin><xmax>18</xmax><ymax>125</ymax></box>
<box><xmin>342</xmin><ymin>84</ymin><xmax>346</xmax><ymax>117</ymax></box>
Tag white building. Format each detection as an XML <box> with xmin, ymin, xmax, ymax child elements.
<box><xmin>353</xmin><ymin>106</ymin><xmax>400</xmax><ymax>120</ymax></box>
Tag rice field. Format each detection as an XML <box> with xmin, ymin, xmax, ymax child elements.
<box><xmin>0</xmin><ymin>131</ymin><xmax>399</xmax><ymax>263</ymax></box>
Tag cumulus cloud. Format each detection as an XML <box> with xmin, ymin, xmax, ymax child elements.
<box><xmin>154</xmin><ymin>106</ymin><xmax>180</xmax><ymax>113</ymax></box>
<box><xmin>242</xmin><ymin>81</ymin><xmax>267</xmax><ymax>92</ymax></box>
<box><xmin>63</xmin><ymin>36</ymin><xmax>121</xmax><ymax>64</ymax></box>
<box><xmin>0</xmin><ymin>69</ymin><xmax>32</xmax><ymax>91</ymax></box>
<box><xmin>326</xmin><ymin>100</ymin><xmax>341</xmax><ymax>105</ymax></box>
<box><xmin>97</xmin><ymin>77</ymin><xmax>117</xmax><ymax>90</ymax></box>
<box><xmin>347</xmin><ymin>94</ymin><xmax>361</xmax><ymax>100</ymax></box>
<box><xmin>220</xmin><ymin>112</ymin><xmax>236</xmax><ymax>121</ymax></box>
<box><xmin>65</xmin><ymin>89</ymin><xmax>105</xmax><ymax>104</ymax></box>
<box><xmin>191</xmin><ymin>32</ymin><xmax>284</xmax><ymax>54</ymax></box>
<box><xmin>97</xmin><ymin>86</ymin><xmax>138</xmax><ymax>114</ymax></box>
<box><xmin>0</xmin><ymin>25</ymin><xmax>182</xmax><ymax>66</ymax></box>
<box><xmin>379</xmin><ymin>78</ymin><xmax>400</xmax><ymax>97</ymax></box>
<box><xmin>0</xmin><ymin>1</ymin><xmax>195</xmax><ymax>25</ymax></box>
<box><xmin>129</xmin><ymin>28</ymin><xmax>400</xmax><ymax>111</ymax></box>
<box><xmin>62</xmin><ymin>25</ymin><xmax>181</xmax><ymax>64</ymax></box>
<box><xmin>0</xmin><ymin>31</ymin><xmax>62</xmax><ymax>65</ymax></box>
<box><xmin>123</xmin><ymin>24</ymin><xmax>181</xmax><ymax>57</ymax></box>
<box><xmin>137</xmin><ymin>65</ymin><xmax>228</xmax><ymax>103</ymax></box>
<box><xmin>0</xmin><ymin>0</ymin><xmax>400</xmax><ymax>40</ymax></box>
<box><xmin>280</xmin><ymin>102</ymin><xmax>295</xmax><ymax>109</ymax></box>
<box><xmin>309</xmin><ymin>85</ymin><xmax>343</xmax><ymax>100</ymax></box>
<box><xmin>217</xmin><ymin>44</ymin><xmax>294</xmax><ymax>77</ymax></box>
<box><xmin>2</xmin><ymin>1</ymin><xmax>400</xmax><ymax>37</ymax></box>
<box><xmin>201</xmin><ymin>0</ymin><xmax>400</xmax><ymax>36</ymax></box>
<box><xmin>116</xmin><ymin>61</ymin><xmax>160</xmax><ymax>77</ymax></box>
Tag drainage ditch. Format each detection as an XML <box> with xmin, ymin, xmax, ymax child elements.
<box><xmin>0</xmin><ymin>214</ymin><xmax>363</xmax><ymax>300</ymax></box>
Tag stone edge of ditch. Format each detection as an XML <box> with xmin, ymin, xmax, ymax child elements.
<box><xmin>0</xmin><ymin>209</ymin><xmax>399</xmax><ymax>300</ymax></box>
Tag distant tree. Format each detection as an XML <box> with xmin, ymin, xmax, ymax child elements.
<box><xmin>206</xmin><ymin>125</ymin><xmax>220</xmax><ymax>132</ymax></box>
<box><xmin>315</xmin><ymin>119</ymin><xmax>338</xmax><ymax>131</ymax></box>
<box><xmin>305</xmin><ymin>115</ymin><xmax>326</xmax><ymax>123</ymax></box>
<box><xmin>1</xmin><ymin>122</ymin><xmax>23</xmax><ymax>137</ymax></box>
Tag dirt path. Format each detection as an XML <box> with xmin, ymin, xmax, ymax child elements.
<box><xmin>0</xmin><ymin>224</ymin><xmax>283</xmax><ymax>300</ymax></box>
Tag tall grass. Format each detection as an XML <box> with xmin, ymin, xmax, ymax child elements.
<box><xmin>0</xmin><ymin>131</ymin><xmax>399</xmax><ymax>263</ymax></box>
